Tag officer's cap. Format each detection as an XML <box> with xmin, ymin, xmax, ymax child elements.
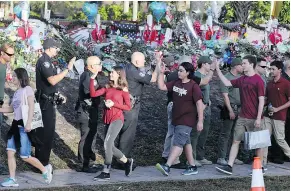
<box><xmin>197</xmin><ymin>56</ymin><xmax>212</xmax><ymax>65</ymax></box>
<box><xmin>231</xmin><ymin>58</ymin><xmax>242</xmax><ymax>67</ymax></box>
<box><xmin>43</xmin><ymin>38</ymin><xmax>61</xmax><ymax>50</ymax></box>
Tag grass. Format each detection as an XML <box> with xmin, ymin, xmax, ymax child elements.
<box><xmin>18</xmin><ymin>176</ymin><xmax>290</xmax><ymax>191</ymax></box>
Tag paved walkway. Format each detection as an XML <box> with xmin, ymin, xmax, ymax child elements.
<box><xmin>0</xmin><ymin>163</ymin><xmax>289</xmax><ymax>190</ymax></box>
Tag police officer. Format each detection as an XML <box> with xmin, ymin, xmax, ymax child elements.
<box><xmin>115</xmin><ymin>52</ymin><xmax>160</xmax><ymax>167</ymax></box>
<box><xmin>75</xmin><ymin>56</ymin><xmax>102</xmax><ymax>173</ymax></box>
<box><xmin>35</xmin><ymin>38</ymin><xmax>75</xmax><ymax>168</ymax></box>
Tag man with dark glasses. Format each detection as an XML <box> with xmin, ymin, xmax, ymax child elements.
<box><xmin>35</xmin><ymin>38</ymin><xmax>76</xmax><ymax>171</ymax></box>
<box><xmin>0</xmin><ymin>43</ymin><xmax>14</xmax><ymax>175</ymax></box>
<box><xmin>255</xmin><ymin>57</ymin><xmax>268</xmax><ymax>88</ymax></box>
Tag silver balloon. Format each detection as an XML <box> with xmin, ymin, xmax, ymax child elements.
<box><xmin>183</xmin><ymin>14</ymin><xmax>198</xmax><ymax>41</ymax></box>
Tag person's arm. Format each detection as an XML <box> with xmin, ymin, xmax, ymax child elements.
<box><xmin>25</xmin><ymin>95</ymin><xmax>34</xmax><ymax>132</ymax></box>
<box><xmin>215</xmin><ymin>64</ymin><xmax>232</xmax><ymax>87</ymax></box>
<box><xmin>196</xmin><ymin>99</ymin><xmax>204</xmax><ymax>131</ymax></box>
<box><xmin>157</xmin><ymin>71</ymin><xmax>168</xmax><ymax>91</ymax></box>
<box><xmin>150</xmin><ymin>51</ymin><xmax>162</xmax><ymax>83</ymax></box>
<box><xmin>255</xmin><ymin>78</ymin><xmax>266</xmax><ymax>127</ymax></box>
<box><xmin>89</xmin><ymin>79</ymin><xmax>106</xmax><ymax>97</ymax></box>
<box><xmin>0</xmin><ymin>106</ymin><xmax>13</xmax><ymax>113</ymax></box>
<box><xmin>46</xmin><ymin>57</ymin><xmax>76</xmax><ymax>86</ymax></box>
<box><xmin>112</xmin><ymin>90</ymin><xmax>131</xmax><ymax>111</ymax></box>
<box><xmin>199</xmin><ymin>70</ymin><xmax>214</xmax><ymax>86</ymax></box>
<box><xmin>222</xmin><ymin>93</ymin><xmax>235</xmax><ymax>117</ymax></box>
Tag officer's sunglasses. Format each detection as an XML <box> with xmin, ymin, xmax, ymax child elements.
<box><xmin>259</xmin><ymin>65</ymin><xmax>267</xmax><ymax>68</ymax></box>
<box><xmin>5</xmin><ymin>52</ymin><xmax>14</xmax><ymax>57</ymax></box>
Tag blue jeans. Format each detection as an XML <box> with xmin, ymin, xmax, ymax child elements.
<box><xmin>7</xmin><ymin>127</ymin><xmax>31</xmax><ymax>158</ymax></box>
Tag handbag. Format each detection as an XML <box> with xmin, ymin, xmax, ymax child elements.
<box><xmin>21</xmin><ymin>87</ymin><xmax>43</xmax><ymax>130</ymax></box>
<box><xmin>244</xmin><ymin>130</ymin><xmax>271</xmax><ymax>150</ymax></box>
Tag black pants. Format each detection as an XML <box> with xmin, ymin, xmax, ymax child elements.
<box><xmin>77</xmin><ymin>107</ymin><xmax>98</xmax><ymax>167</ymax></box>
<box><xmin>35</xmin><ymin>99</ymin><xmax>56</xmax><ymax>166</ymax></box>
<box><xmin>118</xmin><ymin>102</ymin><xmax>141</xmax><ymax>157</ymax></box>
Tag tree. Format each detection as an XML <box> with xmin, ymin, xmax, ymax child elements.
<box><xmin>230</xmin><ymin>1</ymin><xmax>253</xmax><ymax>24</ymax></box>
<box><xmin>278</xmin><ymin>1</ymin><xmax>290</xmax><ymax>24</ymax></box>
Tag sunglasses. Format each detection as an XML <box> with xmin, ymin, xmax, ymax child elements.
<box><xmin>260</xmin><ymin>66</ymin><xmax>267</xmax><ymax>68</ymax></box>
<box><xmin>5</xmin><ymin>52</ymin><xmax>14</xmax><ymax>57</ymax></box>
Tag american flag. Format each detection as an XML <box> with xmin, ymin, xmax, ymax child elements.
<box><xmin>112</xmin><ymin>22</ymin><xmax>138</xmax><ymax>39</ymax></box>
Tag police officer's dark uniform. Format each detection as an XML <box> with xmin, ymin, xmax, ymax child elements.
<box><xmin>117</xmin><ymin>64</ymin><xmax>152</xmax><ymax>157</ymax></box>
<box><xmin>35</xmin><ymin>39</ymin><xmax>61</xmax><ymax>166</ymax></box>
<box><xmin>75</xmin><ymin>68</ymin><xmax>100</xmax><ymax>172</ymax></box>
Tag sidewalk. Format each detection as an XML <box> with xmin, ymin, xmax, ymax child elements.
<box><xmin>0</xmin><ymin>162</ymin><xmax>289</xmax><ymax>190</ymax></box>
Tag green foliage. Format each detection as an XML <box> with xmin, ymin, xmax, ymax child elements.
<box><xmin>30</xmin><ymin>11</ymin><xmax>41</xmax><ymax>18</ymax></box>
<box><xmin>67</xmin><ymin>11</ymin><xmax>87</xmax><ymax>21</ymax></box>
<box><xmin>278</xmin><ymin>1</ymin><xmax>290</xmax><ymax>24</ymax></box>
<box><xmin>223</xmin><ymin>1</ymin><xmax>289</xmax><ymax>24</ymax></box>
<box><xmin>249</xmin><ymin>1</ymin><xmax>270</xmax><ymax>24</ymax></box>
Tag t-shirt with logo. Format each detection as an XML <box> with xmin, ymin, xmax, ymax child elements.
<box><xmin>230</xmin><ymin>74</ymin><xmax>265</xmax><ymax>119</ymax></box>
<box><xmin>166</xmin><ymin>79</ymin><xmax>202</xmax><ymax>128</ymax></box>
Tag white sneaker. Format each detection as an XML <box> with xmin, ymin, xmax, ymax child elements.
<box><xmin>1</xmin><ymin>178</ymin><xmax>19</xmax><ymax>187</ymax></box>
<box><xmin>43</xmin><ymin>164</ymin><xmax>53</xmax><ymax>184</ymax></box>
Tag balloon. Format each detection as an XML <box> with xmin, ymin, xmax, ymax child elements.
<box><xmin>184</xmin><ymin>15</ymin><xmax>198</xmax><ymax>41</ymax></box>
<box><xmin>149</xmin><ymin>2</ymin><xmax>167</xmax><ymax>23</ymax></box>
<box><xmin>14</xmin><ymin>1</ymin><xmax>30</xmax><ymax>20</ymax></box>
<box><xmin>17</xmin><ymin>26</ymin><xmax>33</xmax><ymax>40</ymax></box>
<box><xmin>82</xmin><ymin>3</ymin><xmax>98</xmax><ymax>23</ymax></box>
<box><xmin>269</xmin><ymin>31</ymin><xmax>282</xmax><ymax>45</ymax></box>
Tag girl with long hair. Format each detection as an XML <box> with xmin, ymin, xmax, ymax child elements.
<box><xmin>89</xmin><ymin>66</ymin><xmax>133</xmax><ymax>181</ymax></box>
<box><xmin>0</xmin><ymin>68</ymin><xmax>53</xmax><ymax>187</ymax></box>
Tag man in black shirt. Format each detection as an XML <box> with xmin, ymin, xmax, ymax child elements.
<box><xmin>162</xmin><ymin>61</ymin><xmax>215</xmax><ymax>167</ymax></box>
<box><xmin>35</xmin><ymin>38</ymin><xmax>76</xmax><ymax>168</ymax></box>
<box><xmin>76</xmin><ymin>56</ymin><xmax>102</xmax><ymax>173</ymax></box>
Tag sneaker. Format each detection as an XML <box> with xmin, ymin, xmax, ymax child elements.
<box><xmin>94</xmin><ymin>172</ymin><xmax>110</xmax><ymax>181</ymax></box>
<box><xmin>43</xmin><ymin>164</ymin><xmax>53</xmax><ymax>184</ymax></box>
<box><xmin>1</xmin><ymin>178</ymin><xmax>19</xmax><ymax>187</ymax></box>
<box><xmin>234</xmin><ymin>159</ymin><xmax>244</xmax><ymax>165</ymax></box>
<box><xmin>182</xmin><ymin>165</ymin><xmax>198</xmax><ymax>175</ymax></box>
<box><xmin>216</xmin><ymin>165</ymin><xmax>233</xmax><ymax>175</ymax></box>
<box><xmin>124</xmin><ymin>158</ymin><xmax>134</xmax><ymax>177</ymax></box>
<box><xmin>197</xmin><ymin>158</ymin><xmax>213</xmax><ymax>165</ymax></box>
<box><xmin>217</xmin><ymin>158</ymin><xmax>228</xmax><ymax>166</ymax></box>
<box><xmin>156</xmin><ymin>163</ymin><xmax>170</xmax><ymax>176</ymax></box>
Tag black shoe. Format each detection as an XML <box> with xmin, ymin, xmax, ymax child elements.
<box><xmin>82</xmin><ymin>166</ymin><xmax>101</xmax><ymax>173</ymax></box>
<box><xmin>94</xmin><ymin>172</ymin><xmax>110</xmax><ymax>181</ymax></box>
<box><xmin>124</xmin><ymin>158</ymin><xmax>134</xmax><ymax>177</ymax></box>
<box><xmin>216</xmin><ymin>165</ymin><xmax>233</xmax><ymax>175</ymax></box>
<box><xmin>171</xmin><ymin>163</ymin><xmax>187</xmax><ymax>169</ymax></box>
<box><xmin>156</xmin><ymin>163</ymin><xmax>170</xmax><ymax>176</ymax></box>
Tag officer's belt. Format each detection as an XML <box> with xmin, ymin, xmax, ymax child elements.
<box><xmin>36</xmin><ymin>92</ymin><xmax>55</xmax><ymax>102</ymax></box>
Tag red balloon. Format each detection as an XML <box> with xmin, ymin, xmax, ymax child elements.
<box><xmin>17</xmin><ymin>27</ymin><xmax>33</xmax><ymax>40</ymax></box>
<box><xmin>269</xmin><ymin>32</ymin><xmax>282</xmax><ymax>45</ymax></box>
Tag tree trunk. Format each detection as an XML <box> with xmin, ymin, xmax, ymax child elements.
<box><xmin>231</xmin><ymin>1</ymin><xmax>253</xmax><ymax>24</ymax></box>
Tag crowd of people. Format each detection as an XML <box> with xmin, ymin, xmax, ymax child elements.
<box><xmin>0</xmin><ymin>38</ymin><xmax>289</xmax><ymax>186</ymax></box>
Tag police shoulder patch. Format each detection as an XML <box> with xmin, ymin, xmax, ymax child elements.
<box><xmin>139</xmin><ymin>72</ymin><xmax>145</xmax><ymax>77</ymax></box>
<box><xmin>43</xmin><ymin>62</ymin><xmax>51</xmax><ymax>68</ymax></box>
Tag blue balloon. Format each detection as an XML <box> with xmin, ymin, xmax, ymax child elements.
<box><xmin>149</xmin><ymin>2</ymin><xmax>167</xmax><ymax>22</ymax></box>
<box><xmin>82</xmin><ymin>3</ymin><xmax>98</xmax><ymax>23</ymax></box>
<box><xmin>14</xmin><ymin>2</ymin><xmax>30</xmax><ymax>19</ymax></box>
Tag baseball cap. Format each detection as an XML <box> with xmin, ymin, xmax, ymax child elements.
<box><xmin>43</xmin><ymin>38</ymin><xmax>61</xmax><ymax>50</ymax></box>
<box><xmin>197</xmin><ymin>56</ymin><xmax>212</xmax><ymax>65</ymax></box>
<box><xmin>231</xmin><ymin>58</ymin><xmax>242</xmax><ymax>67</ymax></box>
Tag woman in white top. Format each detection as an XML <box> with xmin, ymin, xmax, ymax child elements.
<box><xmin>0</xmin><ymin>68</ymin><xmax>53</xmax><ymax>187</ymax></box>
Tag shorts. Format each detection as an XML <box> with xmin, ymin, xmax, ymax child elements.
<box><xmin>173</xmin><ymin>125</ymin><xmax>192</xmax><ymax>148</ymax></box>
<box><xmin>7</xmin><ymin>127</ymin><xmax>31</xmax><ymax>158</ymax></box>
<box><xmin>233</xmin><ymin>117</ymin><xmax>262</xmax><ymax>141</ymax></box>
